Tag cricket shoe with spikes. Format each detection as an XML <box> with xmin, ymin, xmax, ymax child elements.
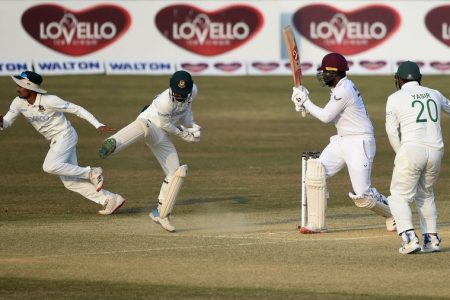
<box><xmin>150</xmin><ymin>208</ymin><xmax>175</xmax><ymax>232</ymax></box>
<box><xmin>421</xmin><ymin>233</ymin><xmax>441</xmax><ymax>253</ymax></box>
<box><xmin>98</xmin><ymin>194</ymin><xmax>126</xmax><ymax>215</ymax></box>
<box><xmin>399</xmin><ymin>230</ymin><xmax>421</xmax><ymax>254</ymax></box>
<box><xmin>299</xmin><ymin>225</ymin><xmax>328</xmax><ymax>234</ymax></box>
<box><xmin>99</xmin><ymin>138</ymin><xmax>117</xmax><ymax>159</ymax></box>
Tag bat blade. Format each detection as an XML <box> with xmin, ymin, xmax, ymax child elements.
<box><xmin>283</xmin><ymin>25</ymin><xmax>302</xmax><ymax>87</ymax></box>
<box><xmin>283</xmin><ymin>26</ymin><xmax>307</xmax><ymax>117</ymax></box>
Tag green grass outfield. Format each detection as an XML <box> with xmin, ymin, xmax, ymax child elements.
<box><xmin>0</xmin><ymin>75</ymin><xmax>449</xmax><ymax>299</ymax></box>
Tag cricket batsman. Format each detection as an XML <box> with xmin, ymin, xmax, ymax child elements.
<box><xmin>98</xmin><ymin>70</ymin><xmax>201</xmax><ymax>232</ymax></box>
<box><xmin>291</xmin><ymin>53</ymin><xmax>395</xmax><ymax>233</ymax></box>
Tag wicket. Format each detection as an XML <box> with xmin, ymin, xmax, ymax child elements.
<box><xmin>299</xmin><ymin>151</ymin><xmax>320</xmax><ymax>231</ymax></box>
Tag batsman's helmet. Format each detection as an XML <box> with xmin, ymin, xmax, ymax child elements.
<box><xmin>317</xmin><ymin>53</ymin><xmax>349</xmax><ymax>72</ymax></box>
<box><xmin>317</xmin><ymin>53</ymin><xmax>348</xmax><ymax>87</ymax></box>
<box><xmin>395</xmin><ymin>61</ymin><xmax>422</xmax><ymax>81</ymax></box>
<box><xmin>169</xmin><ymin>70</ymin><xmax>193</xmax><ymax>101</ymax></box>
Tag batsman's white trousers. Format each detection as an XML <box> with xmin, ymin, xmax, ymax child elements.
<box><xmin>42</xmin><ymin>127</ymin><xmax>114</xmax><ymax>205</ymax></box>
<box><xmin>388</xmin><ymin>143</ymin><xmax>443</xmax><ymax>234</ymax></box>
<box><xmin>319</xmin><ymin>134</ymin><xmax>375</xmax><ymax>195</ymax></box>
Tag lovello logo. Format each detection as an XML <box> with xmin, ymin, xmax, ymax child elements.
<box><xmin>180</xmin><ymin>63</ymin><xmax>209</xmax><ymax>73</ymax></box>
<box><xmin>425</xmin><ymin>5</ymin><xmax>450</xmax><ymax>47</ymax></box>
<box><xmin>284</xmin><ymin>62</ymin><xmax>313</xmax><ymax>72</ymax></box>
<box><xmin>21</xmin><ymin>4</ymin><xmax>131</xmax><ymax>56</ymax></box>
<box><xmin>293</xmin><ymin>4</ymin><xmax>401</xmax><ymax>55</ymax></box>
<box><xmin>359</xmin><ymin>60</ymin><xmax>387</xmax><ymax>70</ymax></box>
<box><xmin>214</xmin><ymin>62</ymin><xmax>242</xmax><ymax>72</ymax></box>
<box><xmin>430</xmin><ymin>61</ymin><xmax>450</xmax><ymax>72</ymax></box>
<box><xmin>253</xmin><ymin>62</ymin><xmax>280</xmax><ymax>72</ymax></box>
<box><xmin>155</xmin><ymin>4</ymin><xmax>263</xmax><ymax>56</ymax></box>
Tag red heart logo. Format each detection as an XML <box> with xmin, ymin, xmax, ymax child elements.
<box><xmin>155</xmin><ymin>4</ymin><xmax>263</xmax><ymax>56</ymax></box>
<box><xmin>425</xmin><ymin>5</ymin><xmax>450</xmax><ymax>47</ymax></box>
<box><xmin>293</xmin><ymin>4</ymin><xmax>401</xmax><ymax>55</ymax></box>
<box><xmin>180</xmin><ymin>63</ymin><xmax>209</xmax><ymax>73</ymax></box>
<box><xmin>430</xmin><ymin>62</ymin><xmax>450</xmax><ymax>71</ymax></box>
<box><xmin>252</xmin><ymin>62</ymin><xmax>280</xmax><ymax>72</ymax></box>
<box><xmin>21</xmin><ymin>4</ymin><xmax>131</xmax><ymax>56</ymax></box>
<box><xmin>214</xmin><ymin>62</ymin><xmax>243</xmax><ymax>72</ymax></box>
<box><xmin>359</xmin><ymin>60</ymin><xmax>387</xmax><ymax>70</ymax></box>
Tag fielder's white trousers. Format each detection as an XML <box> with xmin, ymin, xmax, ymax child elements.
<box><xmin>319</xmin><ymin>134</ymin><xmax>375</xmax><ymax>195</ymax></box>
<box><xmin>142</xmin><ymin>121</ymin><xmax>181</xmax><ymax>203</ymax></box>
<box><xmin>388</xmin><ymin>143</ymin><xmax>443</xmax><ymax>235</ymax></box>
<box><xmin>42</xmin><ymin>127</ymin><xmax>113</xmax><ymax>205</ymax></box>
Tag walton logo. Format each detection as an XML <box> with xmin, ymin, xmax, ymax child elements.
<box><xmin>293</xmin><ymin>4</ymin><xmax>401</xmax><ymax>55</ymax></box>
<box><xmin>425</xmin><ymin>5</ymin><xmax>450</xmax><ymax>47</ymax></box>
<box><xmin>21</xmin><ymin>4</ymin><xmax>131</xmax><ymax>56</ymax></box>
<box><xmin>155</xmin><ymin>4</ymin><xmax>263</xmax><ymax>56</ymax></box>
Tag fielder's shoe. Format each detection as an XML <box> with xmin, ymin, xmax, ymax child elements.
<box><xmin>98</xmin><ymin>194</ymin><xmax>126</xmax><ymax>215</ymax></box>
<box><xmin>385</xmin><ymin>217</ymin><xmax>396</xmax><ymax>232</ymax></box>
<box><xmin>399</xmin><ymin>230</ymin><xmax>421</xmax><ymax>254</ymax></box>
<box><xmin>149</xmin><ymin>208</ymin><xmax>175</xmax><ymax>232</ymax></box>
<box><xmin>89</xmin><ymin>167</ymin><xmax>104</xmax><ymax>192</ymax></box>
<box><xmin>99</xmin><ymin>138</ymin><xmax>117</xmax><ymax>159</ymax></box>
<box><xmin>421</xmin><ymin>233</ymin><xmax>441</xmax><ymax>253</ymax></box>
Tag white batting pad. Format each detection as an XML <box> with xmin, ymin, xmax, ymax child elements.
<box><xmin>110</xmin><ymin>119</ymin><xmax>149</xmax><ymax>154</ymax></box>
<box><xmin>349</xmin><ymin>187</ymin><xmax>392</xmax><ymax>218</ymax></box>
<box><xmin>305</xmin><ymin>158</ymin><xmax>327</xmax><ymax>231</ymax></box>
<box><xmin>159</xmin><ymin>164</ymin><xmax>188</xmax><ymax>218</ymax></box>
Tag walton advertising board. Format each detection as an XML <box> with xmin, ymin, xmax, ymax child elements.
<box><xmin>0</xmin><ymin>1</ymin><xmax>448</xmax><ymax>76</ymax></box>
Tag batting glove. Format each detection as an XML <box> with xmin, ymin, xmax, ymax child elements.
<box><xmin>291</xmin><ymin>86</ymin><xmax>310</xmax><ymax>112</ymax></box>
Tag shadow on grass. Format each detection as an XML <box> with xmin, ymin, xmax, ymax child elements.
<box><xmin>0</xmin><ymin>277</ymin><xmax>432</xmax><ymax>300</ymax></box>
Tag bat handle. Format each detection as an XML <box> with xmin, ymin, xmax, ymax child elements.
<box><xmin>299</xmin><ymin>107</ymin><xmax>307</xmax><ymax>118</ymax></box>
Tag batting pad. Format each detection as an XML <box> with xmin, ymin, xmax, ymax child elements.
<box><xmin>349</xmin><ymin>187</ymin><xmax>392</xmax><ymax>218</ymax></box>
<box><xmin>305</xmin><ymin>158</ymin><xmax>327</xmax><ymax>231</ymax></box>
<box><xmin>109</xmin><ymin>119</ymin><xmax>149</xmax><ymax>154</ymax></box>
<box><xmin>159</xmin><ymin>164</ymin><xmax>188</xmax><ymax>218</ymax></box>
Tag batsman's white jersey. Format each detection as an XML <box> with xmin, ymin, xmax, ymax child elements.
<box><xmin>386</xmin><ymin>81</ymin><xmax>450</xmax><ymax>235</ymax></box>
<box><xmin>1</xmin><ymin>94</ymin><xmax>115</xmax><ymax>205</ymax></box>
<box><xmin>305</xmin><ymin>77</ymin><xmax>374</xmax><ymax>136</ymax></box>
<box><xmin>304</xmin><ymin>77</ymin><xmax>376</xmax><ymax>195</ymax></box>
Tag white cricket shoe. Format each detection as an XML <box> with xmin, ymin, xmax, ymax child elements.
<box><xmin>98</xmin><ymin>194</ymin><xmax>126</xmax><ymax>215</ymax></box>
<box><xmin>149</xmin><ymin>208</ymin><xmax>175</xmax><ymax>232</ymax></box>
<box><xmin>89</xmin><ymin>167</ymin><xmax>104</xmax><ymax>192</ymax></box>
<box><xmin>385</xmin><ymin>217</ymin><xmax>396</xmax><ymax>232</ymax></box>
<box><xmin>399</xmin><ymin>230</ymin><xmax>421</xmax><ymax>254</ymax></box>
<box><xmin>421</xmin><ymin>233</ymin><xmax>441</xmax><ymax>253</ymax></box>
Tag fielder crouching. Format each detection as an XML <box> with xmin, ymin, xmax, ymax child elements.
<box><xmin>98</xmin><ymin>70</ymin><xmax>201</xmax><ymax>232</ymax></box>
<box><xmin>293</xmin><ymin>53</ymin><xmax>395</xmax><ymax>234</ymax></box>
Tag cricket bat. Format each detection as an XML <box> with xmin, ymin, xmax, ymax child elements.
<box><xmin>283</xmin><ymin>25</ymin><xmax>307</xmax><ymax>117</ymax></box>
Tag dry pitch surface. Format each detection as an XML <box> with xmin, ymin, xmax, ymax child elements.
<box><xmin>0</xmin><ymin>75</ymin><xmax>449</xmax><ymax>299</ymax></box>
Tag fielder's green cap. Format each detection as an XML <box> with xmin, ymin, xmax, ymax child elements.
<box><xmin>396</xmin><ymin>61</ymin><xmax>422</xmax><ymax>81</ymax></box>
<box><xmin>169</xmin><ymin>70</ymin><xmax>193</xmax><ymax>96</ymax></box>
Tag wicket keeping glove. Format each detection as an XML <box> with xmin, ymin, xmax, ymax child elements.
<box><xmin>177</xmin><ymin>125</ymin><xmax>201</xmax><ymax>143</ymax></box>
<box><xmin>291</xmin><ymin>86</ymin><xmax>310</xmax><ymax>112</ymax></box>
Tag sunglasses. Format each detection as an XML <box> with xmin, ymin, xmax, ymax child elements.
<box><xmin>19</xmin><ymin>72</ymin><xmax>29</xmax><ymax>79</ymax></box>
